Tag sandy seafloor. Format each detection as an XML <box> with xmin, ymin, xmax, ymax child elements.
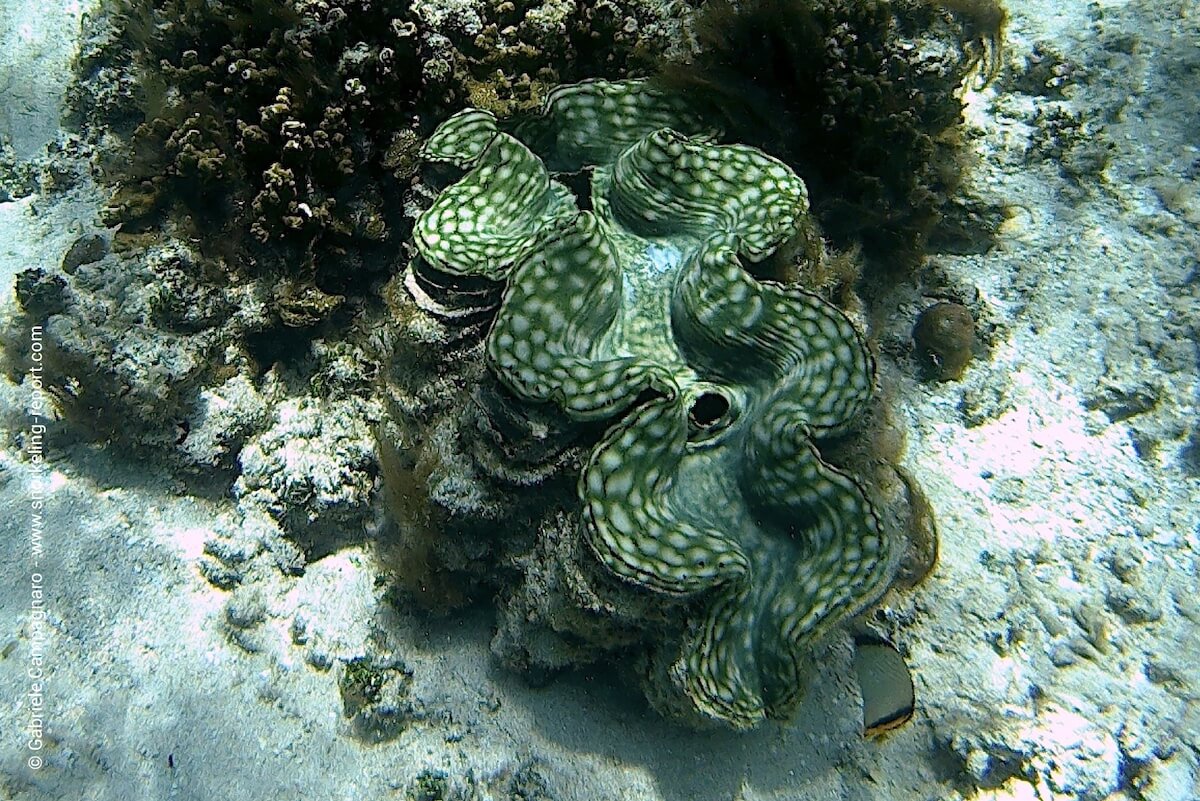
<box><xmin>0</xmin><ymin>1</ymin><xmax>1197</xmax><ymax>800</ymax></box>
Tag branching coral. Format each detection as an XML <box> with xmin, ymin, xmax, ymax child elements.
<box><xmin>75</xmin><ymin>0</ymin><xmax>696</xmax><ymax>306</ymax></box>
<box><xmin>90</xmin><ymin>0</ymin><xmax>426</xmax><ymax>301</ymax></box>
<box><xmin>405</xmin><ymin>80</ymin><xmax>895</xmax><ymax>728</ymax></box>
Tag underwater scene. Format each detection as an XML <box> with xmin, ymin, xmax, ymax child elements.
<box><xmin>0</xmin><ymin>0</ymin><xmax>1197</xmax><ymax>798</ymax></box>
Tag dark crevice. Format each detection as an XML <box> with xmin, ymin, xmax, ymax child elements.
<box><xmin>689</xmin><ymin>391</ymin><xmax>730</xmax><ymax>429</ymax></box>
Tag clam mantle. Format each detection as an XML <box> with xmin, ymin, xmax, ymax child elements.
<box><xmin>408</xmin><ymin>80</ymin><xmax>895</xmax><ymax>729</ymax></box>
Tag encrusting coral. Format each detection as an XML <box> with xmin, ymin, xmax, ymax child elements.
<box><xmin>404</xmin><ymin>80</ymin><xmax>896</xmax><ymax>728</ymax></box>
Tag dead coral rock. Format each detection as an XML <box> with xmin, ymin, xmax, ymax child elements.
<box><xmin>148</xmin><ymin>256</ymin><xmax>234</xmax><ymax>333</ymax></box>
<box><xmin>1083</xmin><ymin>379</ymin><xmax>1162</xmax><ymax>423</ymax></box>
<box><xmin>61</xmin><ymin>233</ymin><xmax>109</xmax><ymax>273</ymax></box>
<box><xmin>272</xmin><ymin>280</ymin><xmax>345</xmax><ymax>329</ymax></box>
<box><xmin>234</xmin><ymin>395</ymin><xmax>380</xmax><ymax>549</ymax></box>
<box><xmin>14</xmin><ymin>269</ymin><xmax>69</xmax><ymax>318</ymax></box>
<box><xmin>179</xmin><ymin>374</ymin><xmax>272</xmax><ymax>471</ymax></box>
<box><xmin>338</xmin><ymin>655</ymin><xmax>418</xmax><ymax>742</ymax></box>
<box><xmin>3</xmin><ymin>243</ymin><xmax>233</xmax><ymax>455</ymax></box>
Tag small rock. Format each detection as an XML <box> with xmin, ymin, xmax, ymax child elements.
<box><xmin>290</xmin><ymin>615</ymin><xmax>309</xmax><ymax>645</ymax></box>
<box><xmin>198</xmin><ymin>557</ymin><xmax>243</xmax><ymax>589</ymax></box>
<box><xmin>1105</xmin><ymin>584</ymin><xmax>1162</xmax><ymax>624</ymax></box>
<box><xmin>339</xmin><ymin>655</ymin><xmax>418</xmax><ymax>742</ymax></box>
<box><xmin>61</xmin><ymin>233</ymin><xmax>108</xmax><ymax>273</ymax></box>
<box><xmin>914</xmin><ymin>301</ymin><xmax>976</xmax><ymax>380</ymax></box>
<box><xmin>1084</xmin><ymin>380</ymin><xmax>1160</xmax><ymax>423</ymax></box>
<box><xmin>1049</xmin><ymin>644</ymin><xmax>1079</xmax><ymax>667</ymax></box>
<box><xmin>14</xmin><ymin>268</ymin><xmax>68</xmax><ymax>316</ymax></box>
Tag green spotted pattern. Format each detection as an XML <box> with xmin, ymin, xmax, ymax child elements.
<box><xmin>673</xmin><ymin>242</ymin><xmax>874</xmax><ymax>434</ymax></box>
<box><xmin>487</xmin><ymin>212</ymin><xmax>673</xmax><ymax>420</ymax></box>
<box><xmin>744</xmin><ymin>404</ymin><xmax>891</xmax><ymax>653</ymax></box>
<box><xmin>421</xmin><ymin>108</ymin><xmax>500</xmax><ymax>166</ymax></box>
<box><xmin>603</xmin><ymin>130</ymin><xmax>806</xmax><ymax>259</ymax></box>
<box><xmin>582</xmin><ymin>397</ymin><xmax>750</xmax><ymax>592</ymax></box>
<box><xmin>410</xmin><ymin>80</ymin><xmax>893</xmax><ymax>730</ymax></box>
<box><xmin>415</xmin><ymin>127</ymin><xmax>574</xmax><ymax>281</ymax></box>
<box><xmin>673</xmin><ymin>402</ymin><xmax>892</xmax><ymax>725</ymax></box>
<box><xmin>532</xmin><ymin>79</ymin><xmax>712</xmax><ymax>171</ymax></box>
